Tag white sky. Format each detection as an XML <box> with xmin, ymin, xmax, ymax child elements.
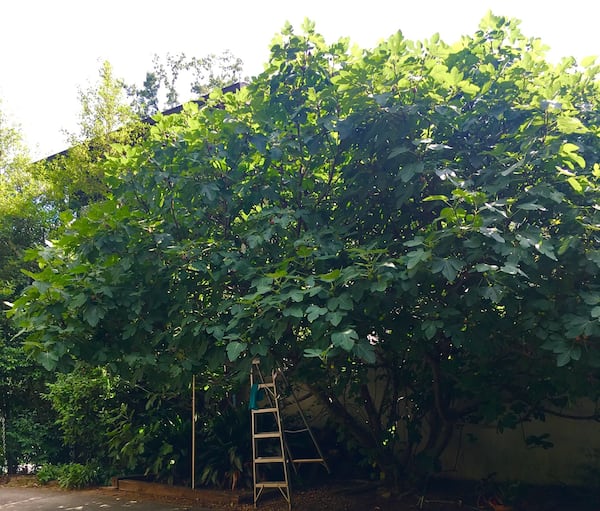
<box><xmin>0</xmin><ymin>0</ymin><xmax>598</xmax><ymax>159</ymax></box>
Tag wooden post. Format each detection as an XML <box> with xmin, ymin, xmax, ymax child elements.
<box><xmin>191</xmin><ymin>374</ymin><xmax>196</xmax><ymax>489</ymax></box>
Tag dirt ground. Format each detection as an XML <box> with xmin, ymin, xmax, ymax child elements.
<box><xmin>3</xmin><ymin>475</ymin><xmax>599</xmax><ymax>511</ymax></box>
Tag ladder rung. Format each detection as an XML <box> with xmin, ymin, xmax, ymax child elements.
<box><xmin>255</xmin><ymin>456</ymin><xmax>285</xmax><ymax>463</ymax></box>
<box><xmin>258</xmin><ymin>382</ymin><xmax>275</xmax><ymax>389</ymax></box>
<box><xmin>255</xmin><ymin>481</ymin><xmax>288</xmax><ymax>488</ymax></box>
<box><xmin>252</xmin><ymin>407</ymin><xmax>278</xmax><ymax>414</ymax></box>
<box><xmin>254</xmin><ymin>432</ymin><xmax>281</xmax><ymax>439</ymax></box>
<box><xmin>292</xmin><ymin>458</ymin><xmax>325</xmax><ymax>463</ymax></box>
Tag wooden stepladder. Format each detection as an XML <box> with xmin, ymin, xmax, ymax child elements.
<box><xmin>250</xmin><ymin>358</ymin><xmax>329</xmax><ymax>509</ymax></box>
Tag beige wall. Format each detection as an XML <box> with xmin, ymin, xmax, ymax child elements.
<box><xmin>440</xmin><ymin>412</ymin><xmax>598</xmax><ymax>485</ymax></box>
<box><xmin>281</xmin><ymin>384</ymin><xmax>599</xmax><ymax>485</ymax></box>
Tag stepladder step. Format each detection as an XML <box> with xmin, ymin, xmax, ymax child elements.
<box><xmin>292</xmin><ymin>458</ymin><xmax>326</xmax><ymax>464</ymax></box>
<box><xmin>255</xmin><ymin>456</ymin><xmax>286</xmax><ymax>463</ymax></box>
<box><xmin>256</xmin><ymin>481</ymin><xmax>288</xmax><ymax>488</ymax></box>
<box><xmin>252</xmin><ymin>407</ymin><xmax>278</xmax><ymax>414</ymax></box>
<box><xmin>254</xmin><ymin>431</ymin><xmax>281</xmax><ymax>439</ymax></box>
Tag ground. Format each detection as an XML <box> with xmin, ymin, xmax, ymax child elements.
<box><xmin>2</xmin><ymin>475</ymin><xmax>599</xmax><ymax>510</ymax></box>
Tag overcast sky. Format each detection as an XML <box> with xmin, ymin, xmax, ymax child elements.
<box><xmin>0</xmin><ymin>0</ymin><xmax>598</xmax><ymax>158</ymax></box>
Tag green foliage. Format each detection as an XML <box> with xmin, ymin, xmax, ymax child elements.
<box><xmin>5</xmin><ymin>409</ymin><xmax>66</xmax><ymax>469</ymax></box>
<box><xmin>36</xmin><ymin>463</ymin><xmax>63</xmax><ymax>484</ymax></box>
<box><xmin>37</xmin><ymin>462</ymin><xmax>103</xmax><ymax>489</ymax></box>
<box><xmin>10</xmin><ymin>14</ymin><xmax>600</xmax><ymax>483</ymax></box>
<box><xmin>105</xmin><ymin>397</ymin><xmax>191</xmax><ymax>484</ymax></box>
<box><xmin>36</xmin><ymin>463</ymin><xmax>60</xmax><ymax>484</ymax></box>
<box><xmin>69</xmin><ymin>61</ymin><xmax>138</xmax><ymax>144</ymax></box>
<box><xmin>196</xmin><ymin>405</ymin><xmax>252</xmax><ymax>489</ymax></box>
<box><xmin>44</xmin><ymin>61</ymin><xmax>144</xmax><ymax>210</ymax></box>
<box><xmin>0</xmin><ymin>108</ymin><xmax>58</xmax><ymax>472</ymax></box>
<box><xmin>45</xmin><ymin>366</ymin><xmax>114</xmax><ymax>464</ymax></box>
<box><xmin>57</xmin><ymin>463</ymin><xmax>102</xmax><ymax>489</ymax></box>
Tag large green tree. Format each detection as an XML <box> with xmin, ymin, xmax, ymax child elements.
<box><xmin>0</xmin><ymin>104</ymin><xmax>64</xmax><ymax>472</ymax></box>
<box><xmin>11</xmin><ymin>14</ymin><xmax>600</xmax><ymax>484</ymax></box>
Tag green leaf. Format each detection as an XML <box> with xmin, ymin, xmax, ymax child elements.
<box><xmin>70</xmin><ymin>293</ymin><xmax>88</xmax><ymax>308</ymax></box>
<box><xmin>517</xmin><ymin>202</ymin><xmax>546</xmax><ymax>211</ymax></box>
<box><xmin>283</xmin><ymin>305</ymin><xmax>304</xmax><ymax>318</ymax></box>
<box><xmin>331</xmin><ymin>329</ymin><xmax>358</xmax><ymax>351</ymax></box>
<box><xmin>250</xmin><ymin>342</ymin><xmax>269</xmax><ymax>357</ymax></box>
<box><xmin>475</xmin><ymin>263</ymin><xmax>498</xmax><ymax>272</ymax></box>
<box><xmin>422</xmin><ymin>321</ymin><xmax>438</xmax><ymax>340</ymax></box>
<box><xmin>431</xmin><ymin>258</ymin><xmax>464</xmax><ymax>282</ymax></box>
<box><xmin>479</xmin><ymin>228</ymin><xmax>505</xmax><ymax>243</ymax></box>
<box><xmin>482</xmin><ymin>285</ymin><xmax>503</xmax><ymax>303</ymax></box>
<box><xmin>567</xmin><ymin>177</ymin><xmax>583</xmax><ymax>193</ymax></box>
<box><xmin>581</xmin><ymin>55</ymin><xmax>597</xmax><ymax>67</ymax></box>
<box><xmin>296</xmin><ymin>245</ymin><xmax>315</xmax><ymax>257</ymax></box>
<box><xmin>304</xmin><ymin>348</ymin><xmax>327</xmax><ymax>359</ymax></box>
<box><xmin>406</xmin><ymin>249</ymin><xmax>430</xmax><ymax>269</ymax></box>
<box><xmin>370</xmin><ymin>280</ymin><xmax>388</xmax><ymax>292</ymax></box>
<box><xmin>306</xmin><ymin>305</ymin><xmax>328</xmax><ymax>322</ymax></box>
<box><xmin>387</xmin><ymin>146</ymin><xmax>410</xmax><ymax>159</ymax></box>
<box><xmin>83</xmin><ymin>305</ymin><xmax>104</xmax><ymax>327</ymax></box>
<box><xmin>319</xmin><ymin>269</ymin><xmax>341</xmax><ymax>282</ymax></box>
<box><xmin>534</xmin><ymin>240</ymin><xmax>557</xmax><ymax>261</ymax></box>
<box><xmin>327</xmin><ymin>311</ymin><xmax>344</xmax><ymax>327</ymax></box>
<box><xmin>226</xmin><ymin>341</ymin><xmax>246</xmax><ymax>362</ymax></box>
<box><xmin>556</xmin><ymin>116</ymin><xmax>589</xmax><ymax>134</ymax></box>
<box><xmin>38</xmin><ymin>351</ymin><xmax>59</xmax><ymax>371</ymax></box>
<box><xmin>404</xmin><ymin>237</ymin><xmax>424</xmax><ymax>247</ymax></box>
<box><xmin>288</xmin><ymin>289</ymin><xmax>305</xmax><ymax>302</ymax></box>
<box><xmin>556</xmin><ymin>350</ymin><xmax>571</xmax><ymax>367</ymax></box>
<box><xmin>399</xmin><ymin>161</ymin><xmax>424</xmax><ymax>183</ymax></box>
<box><xmin>327</xmin><ymin>294</ymin><xmax>353</xmax><ymax>311</ymax></box>
<box><xmin>423</xmin><ymin>195</ymin><xmax>449</xmax><ymax>202</ymax></box>
<box><xmin>354</xmin><ymin>342</ymin><xmax>376</xmax><ymax>364</ymax></box>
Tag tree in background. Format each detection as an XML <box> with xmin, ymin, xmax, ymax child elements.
<box><xmin>0</xmin><ymin>105</ymin><xmax>65</xmax><ymax>472</ymax></box>
<box><xmin>1</xmin><ymin>48</ymin><xmax>246</xmax><ymax>478</ymax></box>
<box><xmin>10</xmin><ymin>14</ymin><xmax>600</xmax><ymax>486</ymax></box>
<box><xmin>124</xmin><ymin>50</ymin><xmax>244</xmax><ymax>117</ymax></box>
<box><xmin>42</xmin><ymin>61</ymin><xmax>142</xmax><ymax>210</ymax></box>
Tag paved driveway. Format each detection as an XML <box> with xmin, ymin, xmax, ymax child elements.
<box><xmin>0</xmin><ymin>487</ymin><xmax>200</xmax><ymax>510</ymax></box>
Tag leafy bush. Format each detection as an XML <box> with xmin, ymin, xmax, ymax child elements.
<box><xmin>44</xmin><ymin>366</ymin><xmax>114</xmax><ymax>465</ymax></box>
<box><xmin>6</xmin><ymin>410</ymin><xmax>67</xmax><ymax>469</ymax></box>
<box><xmin>57</xmin><ymin>463</ymin><xmax>100</xmax><ymax>489</ymax></box>
<box><xmin>36</xmin><ymin>463</ymin><xmax>63</xmax><ymax>484</ymax></box>
<box><xmin>37</xmin><ymin>462</ymin><xmax>103</xmax><ymax>489</ymax></box>
<box><xmin>197</xmin><ymin>406</ymin><xmax>252</xmax><ymax>489</ymax></box>
<box><xmin>106</xmin><ymin>401</ymin><xmax>191</xmax><ymax>485</ymax></box>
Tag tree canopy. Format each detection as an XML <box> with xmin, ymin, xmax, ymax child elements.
<box><xmin>10</xmin><ymin>13</ymin><xmax>600</xmax><ymax>481</ymax></box>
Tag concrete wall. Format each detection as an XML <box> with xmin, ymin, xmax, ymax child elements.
<box><xmin>440</xmin><ymin>411</ymin><xmax>599</xmax><ymax>485</ymax></box>
<box><xmin>279</xmin><ymin>382</ymin><xmax>599</xmax><ymax>486</ymax></box>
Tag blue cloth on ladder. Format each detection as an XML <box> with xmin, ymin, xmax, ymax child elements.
<box><xmin>249</xmin><ymin>383</ymin><xmax>264</xmax><ymax>410</ymax></box>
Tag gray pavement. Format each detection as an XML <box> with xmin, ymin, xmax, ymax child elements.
<box><xmin>0</xmin><ymin>487</ymin><xmax>202</xmax><ymax>510</ymax></box>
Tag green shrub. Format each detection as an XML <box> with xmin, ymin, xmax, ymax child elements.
<box><xmin>197</xmin><ymin>406</ymin><xmax>252</xmax><ymax>489</ymax></box>
<box><xmin>57</xmin><ymin>463</ymin><xmax>100</xmax><ymax>489</ymax></box>
<box><xmin>36</xmin><ymin>463</ymin><xmax>63</xmax><ymax>484</ymax></box>
<box><xmin>37</xmin><ymin>462</ymin><xmax>102</xmax><ymax>489</ymax></box>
